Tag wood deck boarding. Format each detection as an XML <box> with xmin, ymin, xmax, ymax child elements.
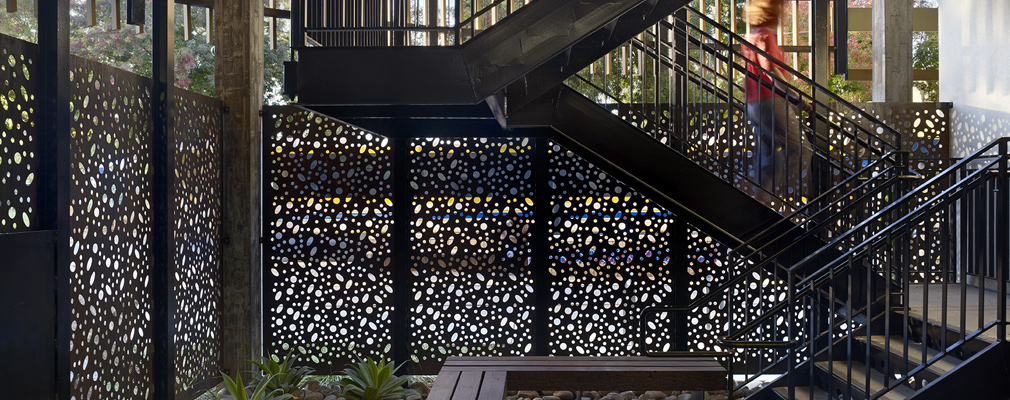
<box><xmin>429</xmin><ymin>356</ymin><xmax>727</xmax><ymax>400</ymax></box>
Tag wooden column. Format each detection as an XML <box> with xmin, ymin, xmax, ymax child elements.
<box><xmin>215</xmin><ymin>0</ymin><xmax>264</xmax><ymax>378</ymax></box>
<box><xmin>872</xmin><ymin>0</ymin><xmax>913</xmax><ymax>102</ymax></box>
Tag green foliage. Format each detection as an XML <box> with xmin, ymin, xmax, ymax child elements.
<box><xmin>340</xmin><ymin>358</ymin><xmax>418</xmax><ymax>400</ymax></box>
<box><xmin>912</xmin><ymin>31</ymin><xmax>939</xmax><ymax>102</ymax></box>
<box><xmin>216</xmin><ymin>370</ymin><xmax>296</xmax><ymax>400</ymax></box>
<box><xmin>249</xmin><ymin>350</ymin><xmax>316</xmax><ymax>399</ymax></box>
<box><xmin>1</xmin><ymin>0</ymin><xmax>290</xmax><ymax>102</ymax></box>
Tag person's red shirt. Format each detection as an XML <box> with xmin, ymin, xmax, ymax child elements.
<box><xmin>741</xmin><ymin>26</ymin><xmax>787</xmax><ymax>103</ymax></box>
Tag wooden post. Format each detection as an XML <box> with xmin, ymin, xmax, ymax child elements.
<box><xmin>215</xmin><ymin>0</ymin><xmax>264</xmax><ymax>380</ymax></box>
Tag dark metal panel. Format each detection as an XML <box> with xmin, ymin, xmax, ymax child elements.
<box><xmin>173</xmin><ymin>89</ymin><xmax>224</xmax><ymax>395</ymax></box>
<box><xmin>0</xmin><ymin>231</ymin><xmax>57</xmax><ymax>400</ymax></box>
<box><xmin>152</xmin><ymin>0</ymin><xmax>176</xmax><ymax>397</ymax></box>
<box><xmin>296</xmin><ymin>47</ymin><xmax>475</xmax><ymax>105</ymax></box>
<box><xmin>68</xmin><ymin>55</ymin><xmax>155</xmax><ymax>399</ymax></box>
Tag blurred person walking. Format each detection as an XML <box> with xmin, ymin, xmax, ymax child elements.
<box><xmin>741</xmin><ymin>0</ymin><xmax>813</xmax><ymax>208</ymax></box>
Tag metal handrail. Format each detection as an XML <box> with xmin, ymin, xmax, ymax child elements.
<box><xmin>723</xmin><ymin>137</ymin><xmax>1008</xmax><ymax>398</ymax></box>
<box><xmin>665</xmin><ymin>17</ymin><xmax>899</xmax><ymax>157</ymax></box>
<box><xmin>686</xmin><ymin>7</ymin><xmax>903</xmax><ymax>148</ymax></box>
<box><xmin>291</xmin><ymin>0</ymin><xmax>535</xmax><ymax>46</ymax></box>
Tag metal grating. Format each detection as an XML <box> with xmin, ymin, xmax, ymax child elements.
<box><xmin>0</xmin><ymin>34</ymin><xmax>38</xmax><ymax>233</ymax></box>
<box><xmin>69</xmin><ymin>56</ymin><xmax>155</xmax><ymax>399</ymax></box>
<box><xmin>544</xmin><ymin>142</ymin><xmax>678</xmax><ymax>356</ymax></box>
<box><xmin>173</xmin><ymin>89</ymin><xmax>224</xmax><ymax>392</ymax></box>
<box><xmin>263</xmin><ymin>108</ymin><xmax>395</xmax><ymax>372</ymax></box>
<box><xmin>407</xmin><ymin>138</ymin><xmax>536</xmax><ymax>372</ymax></box>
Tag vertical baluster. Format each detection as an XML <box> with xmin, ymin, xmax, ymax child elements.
<box><xmin>791</xmin><ymin>0</ymin><xmax>798</xmax><ymax>68</ymax></box>
<box><xmin>845</xmin><ymin>253</ymin><xmax>854</xmax><ymax>400</ymax></box>
<box><xmin>998</xmin><ymin>139</ymin><xmax>1008</xmax><ymax>342</ymax></box>
<box><xmin>960</xmin><ymin>168</ymin><xmax>968</xmax><ymax>344</ymax></box>
<box><xmin>786</xmin><ymin>272</ymin><xmax>795</xmax><ymax>400</ymax></box>
<box><xmin>973</xmin><ymin>182</ymin><xmax>981</xmax><ymax>333</ymax></box>
<box><xmin>941</xmin><ymin>183</ymin><xmax>950</xmax><ymax>351</ymax></box>
<box><xmin>865</xmin><ymin>245</ymin><xmax>873</xmax><ymax>397</ymax></box>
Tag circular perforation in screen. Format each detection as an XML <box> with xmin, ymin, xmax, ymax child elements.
<box><xmin>407</xmin><ymin>138</ymin><xmax>536</xmax><ymax>372</ymax></box>
<box><xmin>69</xmin><ymin>58</ymin><xmax>154</xmax><ymax>399</ymax></box>
<box><xmin>0</xmin><ymin>37</ymin><xmax>38</xmax><ymax>233</ymax></box>
<box><xmin>173</xmin><ymin>90</ymin><xmax>223</xmax><ymax>391</ymax></box>
<box><xmin>546</xmin><ymin>141</ymin><xmax>677</xmax><ymax>356</ymax></box>
<box><xmin>264</xmin><ymin>109</ymin><xmax>394</xmax><ymax>372</ymax></box>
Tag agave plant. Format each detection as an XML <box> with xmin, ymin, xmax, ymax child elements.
<box><xmin>217</xmin><ymin>370</ymin><xmax>295</xmax><ymax>400</ymax></box>
<box><xmin>249</xmin><ymin>350</ymin><xmax>315</xmax><ymax>398</ymax></box>
<box><xmin>339</xmin><ymin>358</ymin><xmax>418</xmax><ymax>400</ymax></box>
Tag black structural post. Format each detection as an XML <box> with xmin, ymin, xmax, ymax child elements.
<box><xmin>672</xmin><ymin>8</ymin><xmax>689</xmax><ymax>151</ymax></box>
<box><xmin>833</xmin><ymin>0</ymin><xmax>849</xmax><ymax>77</ymax></box>
<box><xmin>152</xmin><ymin>0</ymin><xmax>176</xmax><ymax>398</ymax></box>
<box><xmin>392</xmin><ymin>137</ymin><xmax>411</xmax><ymax>368</ymax></box>
<box><xmin>37</xmin><ymin>1</ymin><xmax>71</xmax><ymax>399</ymax></box>
<box><xmin>533</xmin><ymin>137</ymin><xmax>551</xmax><ymax>355</ymax></box>
<box><xmin>673</xmin><ymin>217</ymin><xmax>689</xmax><ymax>352</ymax></box>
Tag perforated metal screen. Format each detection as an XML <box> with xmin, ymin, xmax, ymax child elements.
<box><xmin>262</xmin><ymin>106</ymin><xmax>745</xmax><ymax>374</ymax></box>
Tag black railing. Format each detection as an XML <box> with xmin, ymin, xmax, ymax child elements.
<box><xmin>726</xmin><ymin>138</ymin><xmax>1009</xmax><ymax>399</ymax></box>
<box><xmin>291</xmin><ymin>0</ymin><xmax>532</xmax><ymax>47</ymax></box>
<box><xmin>641</xmin><ymin>150</ymin><xmax>913</xmax><ymax>386</ymax></box>
<box><xmin>566</xmin><ymin>7</ymin><xmax>904</xmax><ymax>215</ymax></box>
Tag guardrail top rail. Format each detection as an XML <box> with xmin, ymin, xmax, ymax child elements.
<box><xmin>292</xmin><ymin>0</ymin><xmax>535</xmax><ymax>47</ymax></box>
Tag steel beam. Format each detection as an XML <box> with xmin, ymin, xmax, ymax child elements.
<box><xmin>296</xmin><ymin>0</ymin><xmax>659</xmax><ymax>105</ymax></box>
<box><xmin>36</xmin><ymin>1</ymin><xmax>71</xmax><ymax>399</ymax></box>
<box><xmin>152</xmin><ymin>0</ymin><xmax>176</xmax><ymax>398</ymax></box>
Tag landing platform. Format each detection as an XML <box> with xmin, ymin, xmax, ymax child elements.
<box><xmin>907</xmin><ymin>283</ymin><xmax>1010</xmax><ymax>342</ymax></box>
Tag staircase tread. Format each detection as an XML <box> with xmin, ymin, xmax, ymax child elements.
<box><xmin>863</xmin><ymin>335</ymin><xmax>962</xmax><ymax>375</ymax></box>
<box><xmin>771</xmin><ymin>385</ymin><xmax>829</xmax><ymax>400</ymax></box>
<box><xmin>815</xmin><ymin>360</ymin><xmax>917</xmax><ymax>399</ymax></box>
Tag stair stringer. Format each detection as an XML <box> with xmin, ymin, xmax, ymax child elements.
<box><xmin>511</xmin><ymin>86</ymin><xmax>854</xmax><ymax>264</ymax></box>
<box><xmin>910</xmin><ymin>340</ymin><xmax>1010</xmax><ymax>399</ymax></box>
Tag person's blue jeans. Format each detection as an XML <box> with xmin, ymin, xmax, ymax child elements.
<box><xmin>746</xmin><ymin>97</ymin><xmax>813</xmax><ymax>204</ymax></box>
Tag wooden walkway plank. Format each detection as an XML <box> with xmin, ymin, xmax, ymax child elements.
<box><xmin>476</xmin><ymin>371</ymin><xmax>507</xmax><ymax>400</ymax></box>
<box><xmin>432</xmin><ymin>356</ymin><xmax>727</xmax><ymax>396</ymax></box>
<box><xmin>428</xmin><ymin>370</ymin><xmax>462</xmax><ymax>400</ymax></box>
<box><xmin>451</xmin><ymin>371</ymin><xmax>485</xmax><ymax>400</ymax></box>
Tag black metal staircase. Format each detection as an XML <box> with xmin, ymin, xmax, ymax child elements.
<box><xmin>287</xmin><ymin>1</ymin><xmax>1010</xmax><ymax>398</ymax></box>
